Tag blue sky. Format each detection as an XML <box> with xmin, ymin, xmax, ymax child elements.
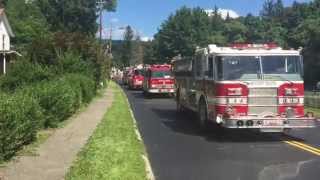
<box><xmin>102</xmin><ymin>0</ymin><xmax>311</xmax><ymax>40</ymax></box>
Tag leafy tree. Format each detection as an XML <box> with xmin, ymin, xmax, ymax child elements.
<box><xmin>153</xmin><ymin>7</ymin><xmax>212</xmax><ymax>60</ymax></box>
<box><xmin>261</xmin><ymin>0</ymin><xmax>275</xmax><ymax>18</ymax></box>
<box><xmin>274</xmin><ymin>0</ymin><xmax>284</xmax><ymax>18</ymax></box>
<box><xmin>36</xmin><ymin>0</ymin><xmax>117</xmax><ymax>35</ymax></box>
<box><xmin>242</xmin><ymin>14</ymin><xmax>264</xmax><ymax>42</ymax></box>
<box><xmin>6</xmin><ymin>0</ymin><xmax>52</xmax><ymax>57</ymax></box>
<box><xmin>100</xmin><ymin>0</ymin><xmax>117</xmax><ymax>11</ymax></box>
<box><xmin>224</xmin><ymin>20</ymin><xmax>248</xmax><ymax>43</ymax></box>
<box><xmin>121</xmin><ymin>26</ymin><xmax>134</xmax><ymax>67</ymax></box>
<box><xmin>36</xmin><ymin>0</ymin><xmax>98</xmax><ymax>35</ymax></box>
<box><xmin>131</xmin><ymin>36</ymin><xmax>144</xmax><ymax>65</ymax></box>
<box><xmin>143</xmin><ymin>41</ymin><xmax>157</xmax><ymax>65</ymax></box>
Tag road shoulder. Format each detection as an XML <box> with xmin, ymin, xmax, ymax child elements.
<box><xmin>65</xmin><ymin>83</ymin><xmax>150</xmax><ymax>180</ymax></box>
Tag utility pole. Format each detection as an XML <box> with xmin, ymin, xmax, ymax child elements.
<box><xmin>96</xmin><ymin>0</ymin><xmax>106</xmax><ymax>43</ymax></box>
<box><xmin>109</xmin><ymin>22</ymin><xmax>113</xmax><ymax>54</ymax></box>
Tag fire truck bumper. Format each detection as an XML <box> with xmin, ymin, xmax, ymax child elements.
<box><xmin>133</xmin><ymin>85</ymin><xmax>143</xmax><ymax>89</ymax></box>
<box><xmin>148</xmin><ymin>89</ymin><xmax>175</xmax><ymax>94</ymax></box>
<box><xmin>221</xmin><ymin>117</ymin><xmax>317</xmax><ymax>129</ymax></box>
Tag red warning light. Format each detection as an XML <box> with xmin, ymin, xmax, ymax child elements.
<box><xmin>230</xmin><ymin>43</ymin><xmax>278</xmax><ymax>50</ymax></box>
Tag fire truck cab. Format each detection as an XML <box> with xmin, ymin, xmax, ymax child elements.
<box><xmin>143</xmin><ymin>64</ymin><xmax>175</xmax><ymax>96</ymax></box>
<box><xmin>173</xmin><ymin>43</ymin><xmax>316</xmax><ymax>133</ymax></box>
<box><xmin>128</xmin><ymin>65</ymin><xmax>144</xmax><ymax>89</ymax></box>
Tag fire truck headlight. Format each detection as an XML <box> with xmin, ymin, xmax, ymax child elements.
<box><xmin>285</xmin><ymin>88</ymin><xmax>297</xmax><ymax>96</ymax></box>
<box><xmin>151</xmin><ymin>84</ymin><xmax>156</xmax><ymax>88</ymax></box>
<box><xmin>227</xmin><ymin>88</ymin><xmax>242</xmax><ymax>96</ymax></box>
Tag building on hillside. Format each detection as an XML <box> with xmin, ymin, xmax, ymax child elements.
<box><xmin>0</xmin><ymin>8</ymin><xmax>20</xmax><ymax>75</ymax></box>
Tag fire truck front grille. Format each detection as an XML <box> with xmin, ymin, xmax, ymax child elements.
<box><xmin>248</xmin><ymin>88</ymin><xmax>278</xmax><ymax>115</ymax></box>
<box><xmin>248</xmin><ymin>106</ymin><xmax>278</xmax><ymax>115</ymax></box>
<box><xmin>154</xmin><ymin>84</ymin><xmax>173</xmax><ymax>89</ymax></box>
<box><xmin>249</xmin><ymin>88</ymin><xmax>277</xmax><ymax>96</ymax></box>
<box><xmin>248</xmin><ymin>97</ymin><xmax>277</xmax><ymax>105</ymax></box>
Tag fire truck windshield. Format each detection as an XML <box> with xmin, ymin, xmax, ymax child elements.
<box><xmin>217</xmin><ymin>56</ymin><xmax>303</xmax><ymax>81</ymax></box>
<box><xmin>152</xmin><ymin>71</ymin><xmax>172</xmax><ymax>78</ymax></box>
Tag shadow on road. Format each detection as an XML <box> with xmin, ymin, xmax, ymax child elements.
<box><xmin>151</xmin><ymin>107</ymin><xmax>305</xmax><ymax>143</ymax></box>
<box><xmin>129</xmin><ymin>90</ymin><xmax>174</xmax><ymax>99</ymax></box>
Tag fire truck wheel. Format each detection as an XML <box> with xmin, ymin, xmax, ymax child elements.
<box><xmin>198</xmin><ymin>99</ymin><xmax>209</xmax><ymax>130</ymax></box>
<box><xmin>176</xmin><ymin>93</ymin><xmax>185</xmax><ymax>113</ymax></box>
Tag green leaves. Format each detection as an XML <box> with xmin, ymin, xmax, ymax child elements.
<box><xmin>154</xmin><ymin>7</ymin><xmax>213</xmax><ymax>60</ymax></box>
<box><xmin>6</xmin><ymin>0</ymin><xmax>51</xmax><ymax>53</ymax></box>
<box><xmin>0</xmin><ymin>91</ymin><xmax>44</xmax><ymax>162</ymax></box>
<box><xmin>101</xmin><ymin>0</ymin><xmax>117</xmax><ymax>12</ymax></box>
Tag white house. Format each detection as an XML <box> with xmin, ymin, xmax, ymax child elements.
<box><xmin>0</xmin><ymin>8</ymin><xmax>17</xmax><ymax>75</ymax></box>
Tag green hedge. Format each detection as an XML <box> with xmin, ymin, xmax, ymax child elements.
<box><xmin>35</xmin><ymin>80</ymin><xmax>78</xmax><ymax>128</ymax></box>
<box><xmin>0</xmin><ymin>60</ymin><xmax>54</xmax><ymax>92</ymax></box>
<box><xmin>0</xmin><ymin>73</ymin><xmax>97</xmax><ymax>162</ymax></box>
<box><xmin>19</xmin><ymin>74</ymin><xmax>96</xmax><ymax>128</ymax></box>
<box><xmin>62</xmin><ymin>74</ymin><xmax>96</xmax><ymax>104</ymax></box>
<box><xmin>0</xmin><ymin>92</ymin><xmax>44</xmax><ymax>162</ymax></box>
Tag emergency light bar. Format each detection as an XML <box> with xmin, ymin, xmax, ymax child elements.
<box><xmin>150</xmin><ymin>64</ymin><xmax>171</xmax><ymax>69</ymax></box>
<box><xmin>230</xmin><ymin>43</ymin><xmax>278</xmax><ymax>50</ymax></box>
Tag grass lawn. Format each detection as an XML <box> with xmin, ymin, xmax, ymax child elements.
<box><xmin>65</xmin><ymin>82</ymin><xmax>147</xmax><ymax>180</ymax></box>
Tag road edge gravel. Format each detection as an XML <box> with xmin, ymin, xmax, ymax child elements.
<box><xmin>122</xmin><ymin>86</ymin><xmax>156</xmax><ymax>180</ymax></box>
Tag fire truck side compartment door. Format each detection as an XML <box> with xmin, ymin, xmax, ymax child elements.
<box><xmin>187</xmin><ymin>58</ymin><xmax>197</xmax><ymax>107</ymax></box>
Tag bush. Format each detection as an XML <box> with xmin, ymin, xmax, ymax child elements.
<box><xmin>19</xmin><ymin>79</ymin><xmax>78</xmax><ymax>128</ymax></box>
<box><xmin>53</xmin><ymin>32</ymin><xmax>111</xmax><ymax>85</ymax></box>
<box><xmin>21</xmin><ymin>74</ymin><xmax>96</xmax><ymax>128</ymax></box>
<box><xmin>58</xmin><ymin>51</ymin><xmax>94</xmax><ymax>79</ymax></box>
<box><xmin>0</xmin><ymin>60</ymin><xmax>54</xmax><ymax>92</ymax></box>
<box><xmin>0</xmin><ymin>73</ymin><xmax>97</xmax><ymax>161</ymax></box>
<box><xmin>0</xmin><ymin>92</ymin><xmax>43</xmax><ymax>162</ymax></box>
<box><xmin>62</xmin><ymin>74</ymin><xmax>96</xmax><ymax>104</ymax></box>
<box><xmin>37</xmin><ymin>80</ymin><xmax>78</xmax><ymax>128</ymax></box>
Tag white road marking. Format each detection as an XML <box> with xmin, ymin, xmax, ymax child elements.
<box><xmin>123</xmin><ymin>88</ymin><xmax>156</xmax><ymax>180</ymax></box>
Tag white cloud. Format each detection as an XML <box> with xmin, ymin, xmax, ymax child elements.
<box><xmin>111</xmin><ymin>27</ymin><xmax>126</xmax><ymax>40</ymax></box>
<box><xmin>110</xmin><ymin>18</ymin><xmax>119</xmax><ymax>23</ymax></box>
<box><xmin>96</xmin><ymin>26</ymin><xmax>125</xmax><ymax>40</ymax></box>
<box><xmin>205</xmin><ymin>8</ymin><xmax>239</xmax><ymax>20</ymax></box>
<box><xmin>141</xmin><ymin>36</ymin><xmax>153</xmax><ymax>42</ymax></box>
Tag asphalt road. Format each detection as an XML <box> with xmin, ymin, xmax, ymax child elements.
<box><xmin>124</xmin><ymin>88</ymin><xmax>320</xmax><ymax>180</ymax></box>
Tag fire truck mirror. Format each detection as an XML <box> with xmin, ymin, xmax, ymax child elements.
<box><xmin>317</xmin><ymin>82</ymin><xmax>320</xmax><ymax>90</ymax></box>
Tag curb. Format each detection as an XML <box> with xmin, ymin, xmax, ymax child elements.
<box><xmin>121</xmin><ymin>87</ymin><xmax>155</xmax><ymax>180</ymax></box>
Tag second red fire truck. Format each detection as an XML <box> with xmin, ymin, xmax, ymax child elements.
<box><xmin>173</xmin><ymin>43</ymin><xmax>316</xmax><ymax>133</ymax></box>
<box><xmin>143</xmin><ymin>64</ymin><xmax>175</xmax><ymax>97</ymax></box>
<box><xmin>128</xmin><ymin>67</ymin><xmax>144</xmax><ymax>89</ymax></box>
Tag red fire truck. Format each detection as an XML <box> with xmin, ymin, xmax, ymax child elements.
<box><xmin>173</xmin><ymin>43</ymin><xmax>316</xmax><ymax>133</ymax></box>
<box><xmin>142</xmin><ymin>64</ymin><xmax>175</xmax><ymax>96</ymax></box>
<box><xmin>128</xmin><ymin>66</ymin><xmax>144</xmax><ymax>89</ymax></box>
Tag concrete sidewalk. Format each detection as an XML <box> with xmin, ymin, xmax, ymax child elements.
<box><xmin>0</xmin><ymin>86</ymin><xmax>114</xmax><ymax>180</ymax></box>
